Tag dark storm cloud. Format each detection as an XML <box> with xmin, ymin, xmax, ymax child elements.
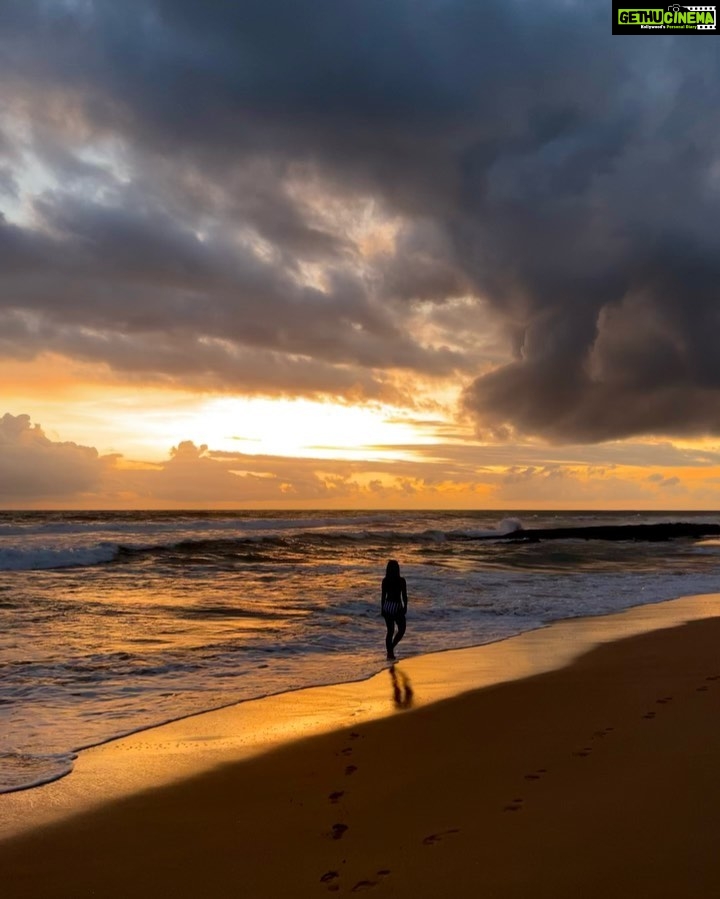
<box><xmin>1</xmin><ymin>0</ymin><xmax>719</xmax><ymax>437</ymax></box>
<box><xmin>380</xmin><ymin>220</ymin><xmax>471</xmax><ymax>304</ymax></box>
<box><xmin>0</xmin><ymin>193</ymin><xmax>462</xmax><ymax>379</ymax></box>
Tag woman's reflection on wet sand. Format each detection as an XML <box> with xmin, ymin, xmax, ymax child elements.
<box><xmin>389</xmin><ymin>665</ymin><xmax>414</xmax><ymax>710</ymax></box>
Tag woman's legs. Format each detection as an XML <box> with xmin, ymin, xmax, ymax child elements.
<box><xmin>392</xmin><ymin>614</ymin><xmax>406</xmax><ymax>649</ymax></box>
<box><xmin>383</xmin><ymin>614</ymin><xmax>395</xmax><ymax>658</ymax></box>
<box><xmin>384</xmin><ymin>613</ymin><xmax>407</xmax><ymax>659</ymax></box>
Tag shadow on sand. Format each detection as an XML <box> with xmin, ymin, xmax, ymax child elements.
<box><xmin>389</xmin><ymin>665</ymin><xmax>414</xmax><ymax>710</ymax></box>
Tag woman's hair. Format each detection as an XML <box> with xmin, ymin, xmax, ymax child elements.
<box><xmin>385</xmin><ymin>559</ymin><xmax>401</xmax><ymax>578</ymax></box>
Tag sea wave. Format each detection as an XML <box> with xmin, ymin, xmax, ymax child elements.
<box><xmin>448</xmin><ymin>517</ymin><xmax>523</xmax><ymax>538</ymax></box>
<box><xmin>0</xmin><ymin>750</ymin><xmax>77</xmax><ymax>794</ymax></box>
<box><xmin>0</xmin><ymin>544</ymin><xmax>120</xmax><ymax>571</ymax></box>
<box><xmin>5</xmin><ymin>514</ymin><xmax>720</xmax><ymax>571</ymax></box>
<box><xmin>0</xmin><ymin>513</ymin><xmax>388</xmax><ymax>539</ymax></box>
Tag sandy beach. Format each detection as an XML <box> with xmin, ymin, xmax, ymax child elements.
<box><xmin>4</xmin><ymin>594</ymin><xmax>720</xmax><ymax>897</ymax></box>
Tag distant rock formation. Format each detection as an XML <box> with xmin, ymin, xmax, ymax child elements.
<box><xmin>449</xmin><ymin>522</ymin><xmax>720</xmax><ymax>543</ymax></box>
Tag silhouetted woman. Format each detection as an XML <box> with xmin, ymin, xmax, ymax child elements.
<box><xmin>381</xmin><ymin>559</ymin><xmax>407</xmax><ymax>660</ymax></box>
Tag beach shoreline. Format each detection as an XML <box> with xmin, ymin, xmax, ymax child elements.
<box><xmin>2</xmin><ymin>592</ymin><xmax>719</xmax><ymax>842</ymax></box>
<box><xmin>5</xmin><ymin>509</ymin><xmax>720</xmax><ymax>798</ymax></box>
<box><xmin>4</xmin><ymin>592</ymin><xmax>720</xmax><ymax>895</ymax></box>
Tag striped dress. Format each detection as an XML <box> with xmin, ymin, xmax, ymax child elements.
<box><xmin>381</xmin><ymin>576</ymin><xmax>406</xmax><ymax>618</ymax></box>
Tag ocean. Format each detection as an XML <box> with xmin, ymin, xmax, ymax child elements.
<box><xmin>2</xmin><ymin>509</ymin><xmax>720</xmax><ymax>794</ymax></box>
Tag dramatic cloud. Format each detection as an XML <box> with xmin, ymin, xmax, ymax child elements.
<box><xmin>1</xmin><ymin>1</ymin><xmax>718</xmax><ymax>439</ymax></box>
<box><xmin>0</xmin><ymin>412</ymin><xmax>109</xmax><ymax>499</ymax></box>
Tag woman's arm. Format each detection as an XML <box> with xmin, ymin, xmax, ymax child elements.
<box><xmin>401</xmin><ymin>578</ymin><xmax>408</xmax><ymax>613</ymax></box>
<box><xmin>380</xmin><ymin>577</ymin><xmax>386</xmax><ymax>614</ymax></box>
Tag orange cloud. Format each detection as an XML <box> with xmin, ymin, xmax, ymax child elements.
<box><xmin>4</xmin><ymin>413</ymin><xmax>720</xmax><ymax>510</ymax></box>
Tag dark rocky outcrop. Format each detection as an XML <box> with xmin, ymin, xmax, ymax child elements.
<box><xmin>449</xmin><ymin>522</ymin><xmax>720</xmax><ymax>543</ymax></box>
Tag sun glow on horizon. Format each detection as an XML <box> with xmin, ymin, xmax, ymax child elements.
<box><xmin>0</xmin><ymin>354</ymin><xmax>454</xmax><ymax>466</ymax></box>
<box><xmin>189</xmin><ymin>396</ymin><xmax>444</xmax><ymax>462</ymax></box>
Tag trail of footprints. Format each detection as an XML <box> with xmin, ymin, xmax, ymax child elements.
<box><xmin>317</xmin><ymin>676</ymin><xmax>720</xmax><ymax>888</ymax></box>
<box><xmin>320</xmin><ymin>729</ymin><xmax>380</xmax><ymax>894</ymax></box>
<box><xmin>319</xmin><ymin>729</ymin><xmax>461</xmax><ymax>892</ymax></box>
<box><xmin>503</xmin><ymin>673</ymin><xmax>720</xmax><ymax>814</ymax></box>
<box><xmin>318</xmin><ymin>675</ymin><xmax>720</xmax><ymax>886</ymax></box>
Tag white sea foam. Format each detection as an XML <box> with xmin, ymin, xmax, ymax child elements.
<box><xmin>0</xmin><ymin>544</ymin><xmax>120</xmax><ymax>571</ymax></box>
<box><xmin>447</xmin><ymin>517</ymin><xmax>523</xmax><ymax>539</ymax></box>
<box><xmin>0</xmin><ymin>750</ymin><xmax>77</xmax><ymax>794</ymax></box>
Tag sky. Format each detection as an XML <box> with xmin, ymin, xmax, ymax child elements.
<box><xmin>1</xmin><ymin>0</ymin><xmax>719</xmax><ymax>509</ymax></box>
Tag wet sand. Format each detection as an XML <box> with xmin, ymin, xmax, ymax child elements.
<box><xmin>3</xmin><ymin>594</ymin><xmax>720</xmax><ymax>897</ymax></box>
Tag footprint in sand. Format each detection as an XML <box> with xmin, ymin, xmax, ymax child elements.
<box><xmin>503</xmin><ymin>800</ymin><xmax>523</xmax><ymax>813</ymax></box>
<box><xmin>331</xmin><ymin>823</ymin><xmax>349</xmax><ymax>840</ymax></box>
<box><xmin>328</xmin><ymin>791</ymin><xmax>344</xmax><ymax>804</ymax></box>
<box><xmin>573</xmin><ymin>747</ymin><xmax>592</xmax><ymax>757</ymax></box>
<box><xmin>345</xmin><ymin>764</ymin><xmax>358</xmax><ymax>776</ymax></box>
<box><xmin>696</xmin><ymin>686</ymin><xmax>709</xmax><ymax>693</ymax></box>
<box><xmin>349</xmin><ymin>731</ymin><xmax>361</xmax><ymax>740</ymax></box>
<box><xmin>349</xmin><ymin>869</ymin><xmax>391</xmax><ymax>892</ymax></box>
<box><xmin>706</xmin><ymin>676</ymin><xmax>720</xmax><ymax>682</ymax></box>
<box><xmin>320</xmin><ymin>871</ymin><xmax>339</xmax><ymax>883</ymax></box>
<box><xmin>656</xmin><ymin>697</ymin><xmax>673</xmax><ymax>705</ymax></box>
<box><xmin>423</xmin><ymin>828</ymin><xmax>461</xmax><ymax>843</ymax></box>
<box><xmin>524</xmin><ymin>768</ymin><xmax>547</xmax><ymax>780</ymax></box>
<box><xmin>341</xmin><ymin>747</ymin><xmax>353</xmax><ymax>756</ymax></box>
<box><xmin>642</xmin><ymin>711</ymin><xmax>656</xmax><ymax>719</ymax></box>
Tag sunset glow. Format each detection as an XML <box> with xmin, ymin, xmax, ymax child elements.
<box><xmin>1</xmin><ymin>3</ymin><xmax>718</xmax><ymax>509</ymax></box>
